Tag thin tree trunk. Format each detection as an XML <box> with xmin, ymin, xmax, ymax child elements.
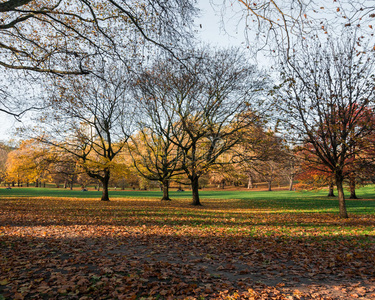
<box><xmin>336</xmin><ymin>173</ymin><xmax>348</xmax><ymax>218</ymax></box>
<box><xmin>101</xmin><ymin>169</ymin><xmax>110</xmax><ymax>201</ymax></box>
<box><xmin>268</xmin><ymin>180</ymin><xmax>272</xmax><ymax>191</ymax></box>
<box><xmin>349</xmin><ymin>175</ymin><xmax>357</xmax><ymax>199</ymax></box>
<box><xmin>328</xmin><ymin>182</ymin><xmax>335</xmax><ymax>197</ymax></box>
<box><xmin>191</xmin><ymin>175</ymin><xmax>201</xmax><ymax>206</ymax></box>
<box><xmin>289</xmin><ymin>176</ymin><xmax>294</xmax><ymax>191</ymax></box>
<box><xmin>35</xmin><ymin>179</ymin><xmax>38</xmax><ymax>188</ymax></box>
<box><xmin>247</xmin><ymin>173</ymin><xmax>254</xmax><ymax>189</ymax></box>
<box><xmin>161</xmin><ymin>179</ymin><xmax>171</xmax><ymax>201</ymax></box>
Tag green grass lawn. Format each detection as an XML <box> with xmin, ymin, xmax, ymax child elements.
<box><xmin>1</xmin><ymin>184</ymin><xmax>375</xmax><ymax>215</ymax></box>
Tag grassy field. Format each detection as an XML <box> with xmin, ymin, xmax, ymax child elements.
<box><xmin>0</xmin><ymin>186</ymin><xmax>374</xmax><ymax>299</ymax></box>
<box><xmin>1</xmin><ymin>185</ymin><xmax>375</xmax><ymax>215</ymax></box>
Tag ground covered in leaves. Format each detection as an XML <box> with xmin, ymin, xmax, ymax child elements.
<box><xmin>0</xmin><ymin>197</ymin><xmax>374</xmax><ymax>299</ymax></box>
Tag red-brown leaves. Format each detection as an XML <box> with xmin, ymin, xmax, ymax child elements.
<box><xmin>0</xmin><ymin>198</ymin><xmax>374</xmax><ymax>299</ymax></box>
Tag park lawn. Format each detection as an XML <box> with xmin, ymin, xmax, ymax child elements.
<box><xmin>0</xmin><ymin>190</ymin><xmax>374</xmax><ymax>299</ymax></box>
<box><xmin>1</xmin><ymin>184</ymin><xmax>375</xmax><ymax>215</ymax></box>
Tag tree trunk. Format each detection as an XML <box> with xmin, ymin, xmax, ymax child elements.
<box><xmin>161</xmin><ymin>179</ymin><xmax>171</xmax><ymax>201</ymax></box>
<box><xmin>336</xmin><ymin>173</ymin><xmax>348</xmax><ymax>218</ymax></box>
<box><xmin>70</xmin><ymin>181</ymin><xmax>73</xmax><ymax>190</ymax></box>
<box><xmin>101</xmin><ymin>169</ymin><xmax>110</xmax><ymax>201</ymax></box>
<box><xmin>268</xmin><ymin>180</ymin><xmax>272</xmax><ymax>191</ymax></box>
<box><xmin>191</xmin><ymin>175</ymin><xmax>201</xmax><ymax>206</ymax></box>
<box><xmin>289</xmin><ymin>176</ymin><xmax>294</xmax><ymax>191</ymax></box>
<box><xmin>35</xmin><ymin>179</ymin><xmax>38</xmax><ymax>188</ymax></box>
<box><xmin>349</xmin><ymin>175</ymin><xmax>357</xmax><ymax>199</ymax></box>
<box><xmin>327</xmin><ymin>182</ymin><xmax>335</xmax><ymax>197</ymax></box>
<box><xmin>247</xmin><ymin>174</ymin><xmax>254</xmax><ymax>189</ymax></box>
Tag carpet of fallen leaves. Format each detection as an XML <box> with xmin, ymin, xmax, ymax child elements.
<box><xmin>0</xmin><ymin>197</ymin><xmax>374</xmax><ymax>300</ymax></box>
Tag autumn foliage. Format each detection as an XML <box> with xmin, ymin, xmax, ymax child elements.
<box><xmin>1</xmin><ymin>197</ymin><xmax>375</xmax><ymax>299</ymax></box>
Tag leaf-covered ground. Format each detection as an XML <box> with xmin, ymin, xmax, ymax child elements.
<box><xmin>0</xmin><ymin>197</ymin><xmax>374</xmax><ymax>299</ymax></box>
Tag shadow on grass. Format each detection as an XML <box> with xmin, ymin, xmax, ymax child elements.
<box><xmin>1</xmin><ymin>229</ymin><xmax>374</xmax><ymax>299</ymax></box>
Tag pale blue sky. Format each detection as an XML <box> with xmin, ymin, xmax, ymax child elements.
<box><xmin>0</xmin><ymin>1</ymin><xmax>247</xmax><ymax>142</ymax></box>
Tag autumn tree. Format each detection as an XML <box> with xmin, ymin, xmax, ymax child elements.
<box><xmin>234</xmin><ymin>126</ymin><xmax>288</xmax><ymax>191</ymax></box>
<box><xmin>0</xmin><ymin>142</ymin><xmax>12</xmax><ymax>185</ymax></box>
<box><xmin>5</xmin><ymin>139</ymin><xmax>52</xmax><ymax>187</ymax></box>
<box><xmin>128</xmin><ymin>129</ymin><xmax>183</xmax><ymax>201</ymax></box>
<box><xmin>0</xmin><ymin>0</ymin><xmax>197</xmax><ymax>117</ymax></box>
<box><xmin>275</xmin><ymin>31</ymin><xmax>375</xmax><ymax>218</ymax></box>
<box><xmin>36</xmin><ymin>63</ymin><xmax>133</xmax><ymax>201</ymax></box>
<box><xmin>136</xmin><ymin>48</ymin><xmax>268</xmax><ymax>205</ymax></box>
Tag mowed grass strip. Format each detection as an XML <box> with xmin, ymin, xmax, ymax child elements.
<box><xmin>1</xmin><ymin>185</ymin><xmax>375</xmax><ymax>214</ymax></box>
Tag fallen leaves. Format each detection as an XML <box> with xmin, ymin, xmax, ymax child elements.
<box><xmin>0</xmin><ymin>197</ymin><xmax>374</xmax><ymax>299</ymax></box>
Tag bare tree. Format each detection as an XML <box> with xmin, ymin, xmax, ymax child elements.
<box><xmin>0</xmin><ymin>0</ymin><xmax>197</xmax><ymax>117</ymax></box>
<box><xmin>36</xmin><ymin>62</ymin><xmax>134</xmax><ymax>201</ymax></box>
<box><xmin>128</xmin><ymin>129</ymin><xmax>183</xmax><ymax>201</ymax></box>
<box><xmin>275</xmin><ymin>31</ymin><xmax>375</xmax><ymax>218</ymax></box>
<box><xmin>219</xmin><ymin>0</ymin><xmax>375</xmax><ymax>56</ymax></box>
<box><xmin>136</xmin><ymin>48</ymin><xmax>268</xmax><ymax>205</ymax></box>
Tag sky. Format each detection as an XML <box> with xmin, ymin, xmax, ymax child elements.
<box><xmin>0</xmin><ymin>1</ymin><xmax>247</xmax><ymax>143</ymax></box>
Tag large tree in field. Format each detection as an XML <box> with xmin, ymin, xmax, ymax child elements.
<box><xmin>276</xmin><ymin>32</ymin><xmax>375</xmax><ymax>218</ymax></box>
<box><xmin>135</xmin><ymin>48</ymin><xmax>268</xmax><ymax>205</ymax></box>
<box><xmin>0</xmin><ymin>0</ymin><xmax>197</xmax><ymax>118</ymax></box>
<box><xmin>128</xmin><ymin>129</ymin><xmax>183</xmax><ymax>201</ymax></box>
<box><xmin>36</xmin><ymin>64</ymin><xmax>133</xmax><ymax>201</ymax></box>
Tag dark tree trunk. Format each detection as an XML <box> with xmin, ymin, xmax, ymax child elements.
<box><xmin>26</xmin><ymin>182</ymin><xmax>29</xmax><ymax>187</ymax></box>
<box><xmin>268</xmin><ymin>180</ymin><xmax>272</xmax><ymax>191</ymax></box>
<box><xmin>161</xmin><ymin>179</ymin><xmax>171</xmax><ymax>201</ymax></box>
<box><xmin>221</xmin><ymin>180</ymin><xmax>225</xmax><ymax>189</ymax></box>
<box><xmin>101</xmin><ymin>169</ymin><xmax>110</xmax><ymax>201</ymax></box>
<box><xmin>70</xmin><ymin>181</ymin><xmax>73</xmax><ymax>190</ymax></box>
<box><xmin>35</xmin><ymin>179</ymin><xmax>38</xmax><ymax>188</ymax></box>
<box><xmin>349</xmin><ymin>175</ymin><xmax>357</xmax><ymax>199</ymax></box>
<box><xmin>328</xmin><ymin>182</ymin><xmax>335</xmax><ymax>197</ymax></box>
<box><xmin>336</xmin><ymin>173</ymin><xmax>348</xmax><ymax>218</ymax></box>
<box><xmin>191</xmin><ymin>175</ymin><xmax>201</xmax><ymax>206</ymax></box>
